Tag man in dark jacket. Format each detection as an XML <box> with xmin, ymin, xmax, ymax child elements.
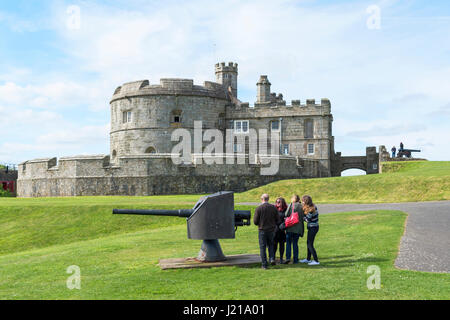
<box><xmin>254</xmin><ymin>193</ymin><xmax>281</xmax><ymax>269</ymax></box>
<box><xmin>391</xmin><ymin>146</ymin><xmax>396</xmax><ymax>158</ymax></box>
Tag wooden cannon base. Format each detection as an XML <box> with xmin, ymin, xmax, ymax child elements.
<box><xmin>158</xmin><ymin>254</ymin><xmax>261</xmax><ymax>270</ymax></box>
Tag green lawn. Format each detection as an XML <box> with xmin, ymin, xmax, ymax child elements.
<box><xmin>0</xmin><ymin>208</ymin><xmax>448</xmax><ymax>300</ymax></box>
<box><xmin>0</xmin><ymin>161</ymin><xmax>449</xmax><ymax>299</ymax></box>
<box><xmin>236</xmin><ymin>161</ymin><xmax>450</xmax><ymax>203</ymax></box>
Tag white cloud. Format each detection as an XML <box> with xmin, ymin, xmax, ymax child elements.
<box><xmin>1</xmin><ymin>0</ymin><xmax>450</xmax><ymax>164</ymax></box>
<box><xmin>0</xmin><ymin>124</ymin><xmax>109</xmax><ymax>163</ymax></box>
<box><xmin>0</xmin><ymin>80</ymin><xmax>106</xmax><ymax>110</ymax></box>
<box><xmin>36</xmin><ymin>124</ymin><xmax>110</xmax><ymax>145</ymax></box>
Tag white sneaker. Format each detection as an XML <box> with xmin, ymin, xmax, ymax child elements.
<box><xmin>300</xmin><ymin>259</ymin><xmax>311</xmax><ymax>263</ymax></box>
<box><xmin>308</xmin><ymin>260</ymin><xmax>320</xmax><ymax>266</ymax></box>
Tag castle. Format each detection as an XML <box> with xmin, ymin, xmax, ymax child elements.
<box><xmin>17</xmin><ymin>62</ymin><xmax>380</xmax><ymax>197</ymax></box>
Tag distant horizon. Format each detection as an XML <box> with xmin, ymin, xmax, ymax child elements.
<box><xmin>1</xmin><ymin>0</ymin><xmax>449</xmax><ymax>164</ymax></box>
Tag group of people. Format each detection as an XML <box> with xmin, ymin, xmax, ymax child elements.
<box><xmin>391</xmin><ymin>142</ymin><xmax>404</xmax><ymax>158</ymax></box>
<box><xmin>253</xmin><ymin>193</ymin><xmax>319</xmax><ymax>269</ymax></box>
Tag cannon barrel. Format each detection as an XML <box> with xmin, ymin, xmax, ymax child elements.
<box><xmin>113</xmin><ymin>208</ymin><xmax>194</xmax><ymax>217</ymax></box>
<box><xmin>113</xmin><ymin>208</ymin><xmax>251</xmax><ymax>226</ymax></box>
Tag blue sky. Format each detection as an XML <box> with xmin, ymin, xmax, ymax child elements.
<box><xmin>0</xmin><ymin>0</ymin><xmax>449</xmax><ymax>171</ymax></box>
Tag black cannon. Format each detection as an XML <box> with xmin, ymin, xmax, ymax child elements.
<box><xmin>397</xmin><ymin>149</ymin><xmax>421</xmax><ymax>158</ymax></box>
<box><xmin>113</xmin><ymin>191</ymin><xmax>251</xmax><ymax>262</ymax></box>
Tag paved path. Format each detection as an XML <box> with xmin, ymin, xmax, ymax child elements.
<box><xmin>239</xmin><ymin>201</ymin><xmax>450</xmax><ymax>273</ymax></box>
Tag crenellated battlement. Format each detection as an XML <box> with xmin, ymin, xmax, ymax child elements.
<box><xmin>111</xmin><ymin>78</ymin><xmax>229</xmax><ymax>102</ymax></box>
<box><xmin>250</xmin><ymin>98</ymin><xmax>331</xmax><ymax>111</ymax></box>
<box><xmin>160</xmin><ymin>78</ymin><xmax>193</xmax><ymax>90</ymax></box>
<box><xmin>215</xmin><ymin>61</ymin><xmax>238</xmax><ymax>73</ymax></box>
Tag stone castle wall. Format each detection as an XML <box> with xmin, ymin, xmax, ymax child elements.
<box><xmin>110</xmin><ymin>79</ymin><xmax>229</xmax><ymax>161</ymax></box>
<box><xmin>227</xmin><ymin>98</ymin><xmax>334</xmax><ymax>176</ymax></box>
<box><xmin>17</xmin><ymin>154</ymin><xmax>319</xmax><ymax>197</ymax></box>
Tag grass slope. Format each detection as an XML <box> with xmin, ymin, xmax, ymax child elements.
<box><xmin>0</xmin><ymin>196</ymin><xmax>202</xmax><ymax>255</ymax></box>
<box><xmin>236</xmin><ymin>161</ymin><xmax>450</xmax><ymax>203</ymax></box>
<box><xmin>0</xmin><ymin>209</ymin><xmax>449</xmax><ymax>300</ymax></box>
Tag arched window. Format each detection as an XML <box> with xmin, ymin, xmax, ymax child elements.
<box><xmin>112</xmin><ymin>150</ymin><xmax>117</xmax><ymax>159</ymax></box>
<box><xmin>145</xmin><ymin>147</ymin><xmax>157</xmax><ymax>154</ymax></box>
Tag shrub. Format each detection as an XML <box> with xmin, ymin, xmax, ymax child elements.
<box><xmin>0</xmin><ymin>188</ymin><xmax>13</xmax><ymax>197</ymax></box>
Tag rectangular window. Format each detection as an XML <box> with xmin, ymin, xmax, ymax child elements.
<box><xmin>307</xmin><ymin>143</ymin><xmax>315</xmax><ymax>155</ymax></box>
<box><xmin>242</xmin><ymin>121</ymin><xmax>248</xmax><ymax>133</ymax></box>
<box><xmin>283</xmin><ymin>144</ymin><xmax>289</xmax><ymax>155</ymax></box>
<box><xmin>234</xmin><ymin>120</ymin><xmax>249</xmax><ymax>134</ymax></box>
<box><xmin>235</xmin><ymin>121</ymin><xmax>241</xmax><ymax>133</ymax></box>
<box><xmin>271</xmin><ymin>120</ymin><xmax>280</xmax><ymax>131</ymax></box>
<box><xmin>234</xmin><ymin>144</ymin><xmax>242</xmax><ymax>153</ymax></box>
<box><xmin>305</xmin><ymin>119</ymin><xmax>314</xmax><ymax>138</ymax></box>
<box><xmin>123</xmin><ymin>111</ymin><xmax>132</xmax><ymax>123</ymax></box>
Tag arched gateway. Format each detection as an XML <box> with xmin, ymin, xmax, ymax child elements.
<box><xmin>331</xmin><ymin>147</ymin><xmax>380</xmax><ymax>177</ymax></box>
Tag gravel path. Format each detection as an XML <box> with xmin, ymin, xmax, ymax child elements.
<box><xmin>239</xmin><ymin>200</ymin><xmax>450</xmax><ymax>273</ymax></box>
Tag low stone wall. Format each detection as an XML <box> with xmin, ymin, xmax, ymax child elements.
<box><xmin>17</xmin><ymin>154</ymin><xmax>319</xmax><ymax>197</ymax></box>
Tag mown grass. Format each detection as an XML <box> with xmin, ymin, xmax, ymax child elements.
<box><xmin>0</xmin><ymin>161</ymin><xmax>449</xmax><ymax>299</ymax></box>
<box><xmin>0</xmin><ymin>209</ymin><xmax>448</xmax><ymax>300</ymax></box>
<box><xmin>0</xmin><ymin>196</ymin><xmax>202</xmax><ymax>255</ymax></box>
<box><xmin>235</xmin><ymin>161</ymin><xmax>450</xmax><ymax>203</ymax></box>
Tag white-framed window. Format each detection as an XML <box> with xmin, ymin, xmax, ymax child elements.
<box><xmin>234</xmin><ymin>120</ymin><xmax>249</xmax><ymax>134</ymax></box>
<box><xmin>271</xmin><ymin>120</ymin><xmax>280</xmax><ymax>132</ymax></box>
<box><xmin>123</xmin><ymin>111</ymin><xmax>132</xmax><ymax>123</ymax></box>
<box><xmin>307</xmin><ymin>143</ymin><xmax>315</xmax><ymax>155</ymax></box>
<box><xmin>283</xmin><ymin>144</ymin><xmax>289</xmax><ymax>155</ymax></box>
<box><xmin>234</xmin><ymin>143</ymin><xmax>243</xmax><ymax>153</ymax></box>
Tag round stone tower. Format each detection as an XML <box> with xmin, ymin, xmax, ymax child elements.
<box><xmin>109</xmin><ymin>73</ymin><xmax>231</xmax><ymax>163</ymax></box>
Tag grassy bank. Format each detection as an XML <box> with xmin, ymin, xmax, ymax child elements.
<box><xmin>0</xmin><ymin>196</ymin><xmax>201</xmax><ymax>255</ymax></box>
<box><xmin>236</xmin><ymin>161</ymin><xmax>450</xmax><ymax>203</ymax></box>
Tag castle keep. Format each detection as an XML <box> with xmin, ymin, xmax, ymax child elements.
<box><xmin>17</xmin><ymin>62</ymin><xmax>380</xmax><ymax>197</ymax></box>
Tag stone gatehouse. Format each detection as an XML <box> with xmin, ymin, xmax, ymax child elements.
<box><xmin>17</xmin><ymin>62</ymin><xmax>380</xmax><ymax>197</ymax></box>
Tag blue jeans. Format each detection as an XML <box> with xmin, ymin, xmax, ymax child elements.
<box><xmin>286</xmin><ymin>232</ymin><xmax>300</xmax><ymax>263</ymax></box>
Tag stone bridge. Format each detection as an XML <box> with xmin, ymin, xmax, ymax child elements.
<box><xmin>331</xmin><ymin>146</ymin><xmax>380</xmax><ymax>176</ymax></box>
